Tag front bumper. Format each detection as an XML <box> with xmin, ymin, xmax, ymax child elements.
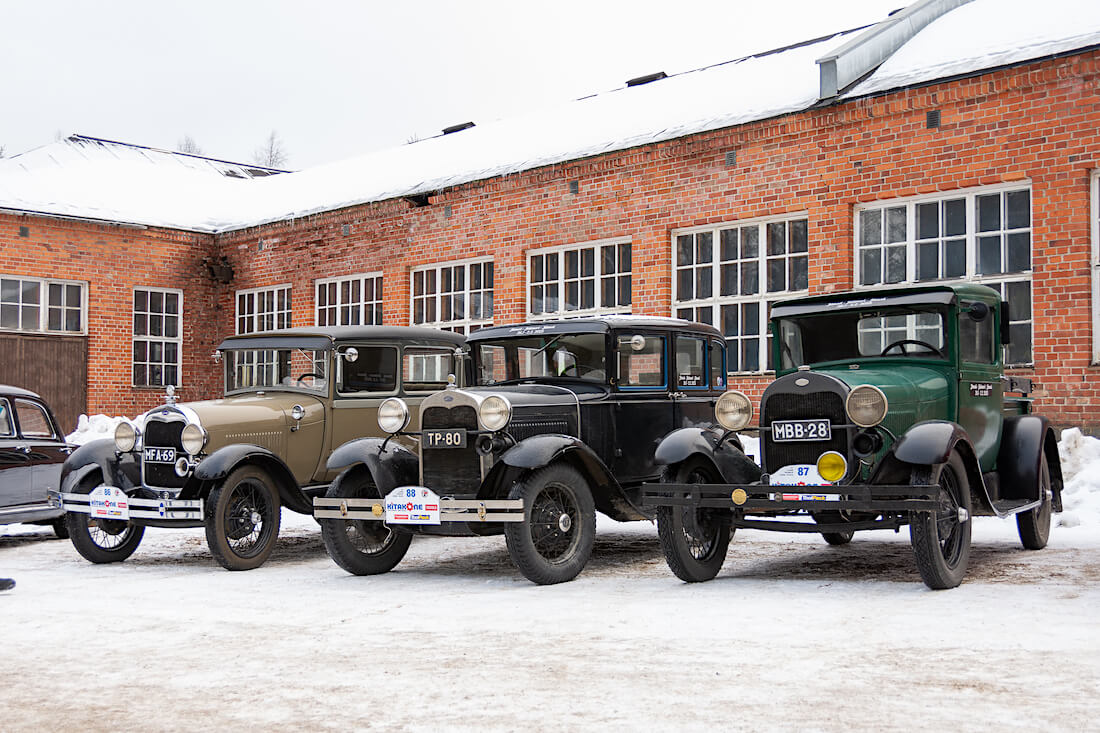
<box><xmin>51</xmin><ymin>488</ymin><xmax>204</xmax><ymax>525</ymax></box>
<box><xmin>314</xmin><ymin>491</ymin><xmax>523</xmax><ymax>525</ymax></box>
<box><xmin>640</xmin><ymin>481</ymin><xmax>941</xmax><ymax>533</ymax></box>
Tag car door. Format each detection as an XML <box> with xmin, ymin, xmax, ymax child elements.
<box><xmin>0</xmin><ymin>397</ymin><xmax>37</xmax><ymax>509</ymax></box>
<box><xmin>672</xmin><ymin>334</ymin><xmax>720</xmax><ymax>429</ymax></box>
<box><xmin>12</xmin><ymin>398</ymin><xmax>71</xmax><ymax>505</ymax></box>
<box><xmin>610</xmin><ymin>330</ymin><xmax>674</xmax><ymax>483</ymax></box>
<box><xmin>956</xmin><ymin>300</ymin><xmax>1002</xmax><ymax>472</ymax></box>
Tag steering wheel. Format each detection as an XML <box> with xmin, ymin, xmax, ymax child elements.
<box><xmin>296</xmin><ymin>372</ymin><xmax>323</xmax><ymax>386</ymax></box>
<box><xmin>880</xmin><ymin>339</ymin><xmax>945</xmax><ymax>358</ymax></box>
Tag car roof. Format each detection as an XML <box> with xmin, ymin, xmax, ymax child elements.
<box><xmin>468</xmin><ymin>315</ymin><xmax>722</xmax><ymax>341</ymax></box>
<box><xmin>0</xmin><ymin>384</ymin><xmax>44</xmax><ymax>400</ymax></box>
<box><xmin>216</xmin><ymin>325</ymin><xmax>466</xmax><ymax>351</ymax></box>
<box><xmin>771</xmin><ymin>283</ymin><xmax>1001</xmax><ymax>319</ymax></box>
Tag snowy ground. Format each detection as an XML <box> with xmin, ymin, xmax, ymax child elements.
<box><xmin>0</xmin><ymin>422</ymin><xmax>1096</xmax><ymax>731</ymax></box>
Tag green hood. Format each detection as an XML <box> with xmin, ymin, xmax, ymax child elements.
<box><xmin>816</xmin><ymin>364</ymin><xmax>951</xmax><ymax>437</ymax></box>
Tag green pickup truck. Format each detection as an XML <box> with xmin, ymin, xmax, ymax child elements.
<box><xmin>642</xmin><ymin>283</ymin><xmax>1062</xmax><ymax>589</ymax></box>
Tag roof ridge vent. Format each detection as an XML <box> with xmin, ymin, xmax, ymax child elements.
<box><xmin>442</xmin><ymin>121</ymin><xmax>475</xmax><ymax>135</ymax></box>
<box><xmin>816</xmin><ymin>0</ymin><xmax>973</xmax><ymax>99</ymax></box>
<box><xmin>626</xmin><ymin>71</ymin><xmax>667</xmax><ymax>88</ymax></box>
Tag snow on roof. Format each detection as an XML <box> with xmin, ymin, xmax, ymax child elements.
<box><xmin>2</xmin><ymin>0</ymin><xmax>1098</xmax><ymax>234</ymax></box>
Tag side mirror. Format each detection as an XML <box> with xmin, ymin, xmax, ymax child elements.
<box><xmin>999</xmin><ymin>301</ymin><xmax>1012</xmax><ymax>344</ymax></box>
<box><xmin>339</xmin><ymin>346</ymin><xmax>359</xmax><ymax>363</ymax></box>
<box><xmin>967</xmin><ymin>302</ymin><xmax>990</xmax><ymax>321</ymax></box>
<box><xmin>629</xmin><ymin>334</ymin><xmax>646</xmax><ymax>352</ymax></box>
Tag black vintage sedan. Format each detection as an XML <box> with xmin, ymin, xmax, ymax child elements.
<box><xmin>0</xmin><ymin>385</ymin><xmax>72</xmax><ymax>537</ymax></box>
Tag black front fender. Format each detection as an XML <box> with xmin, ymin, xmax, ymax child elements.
<box><xmin>194</xmin><ymin>444</ymin><xmax>310</xmax><ymax>514</ymax></box>
<box><xmin>325</xmin><ymin>438</ymin><xmax>419</xmax><ymax>497</ymax></box>
<box><xmin>892</xmin><ymin>420</ymin><xmax>971</xmax><ymax>466</ymax></box>
<box><xmin>60</xmin><ymin>439</ymin><xmax>140</xmax><ymax>493</ymax></box>
<box><xmin>999</xmin><ymin>415</ymin><xmax>1064</xmax><ymax>506</ymax></box>
<box><xmin>654</xmin><ymin>427</ymin><xmax>761</xmax><ymax>484</ymax></box>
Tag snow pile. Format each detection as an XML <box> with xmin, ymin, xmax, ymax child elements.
<box><xmin>1056</xmin><ymin>427</ymin><xmax>1100</xmax><ymax>528</ymax></box>
<box><xmin>65</xmin><ymin>414</ymin><xmax>136</xmax><ymax>446</ymax></box>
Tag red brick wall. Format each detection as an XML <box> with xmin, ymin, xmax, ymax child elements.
<box><xmin>5</xmin><ymin>49</ymin><xmax>1099</xmax><ymax>433</ymax></box>
<box><xmin>0</xmin><ymin>214</ymin><xmax>221</xmax><ymax>418</ymax></box>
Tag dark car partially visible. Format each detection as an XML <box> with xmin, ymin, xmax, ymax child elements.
<box><xmin>0</xmin><ymin>385</ymin><xmax>72</xmax><ymax>537</ymax></box>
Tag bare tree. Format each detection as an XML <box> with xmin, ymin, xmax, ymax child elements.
<box><xmin>252</xmin><ymin>130</ymin><xmax>288</xmax><ymax>168</ymax></box>
<box><xmin>177</xmin><ymin>135</ymin><xmax>203</xmax><ymax>155</ymax></box>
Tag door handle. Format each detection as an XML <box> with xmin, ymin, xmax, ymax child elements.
<box><xmin>17</xmin><ymin>445</ymin><xmax>32</xmax><ymax>454</ymax></box>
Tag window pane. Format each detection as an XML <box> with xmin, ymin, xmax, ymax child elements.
<box><xmin>1005</xmin><ymin>190</ymin><xmax>1030</xmax><ymax>229</ymax></box>
<box><xmin>977</xmin><ymin>194</ymin><xmax>1001</xmax><ymax>232</ymax></box>
<box><xmin>1005</xmin><ymin>280</ymin><xmax>1031</xmax><ymax>320</ymax></box>
<box><xmin>1007</xmin><ymin>324</ymin><xmax>1032</xmax><ymax>365</ymax></box>
<box><xmin>1006</xmin><ymin>233</ymin><xmax>1031</xmax><ymax>273</ymax></box>
<box><xmin>602</xmin><ymin>245</ymin><xmax>615</xmax><ymax>274</ymax></box>
<box><xmin>978</xmin><ymin>235</ymin><xmax>1002</xmax><ymax>274</ymax></box>
<box><xmin>944</xmin><ymin>199</ymin><xmax>966</xmax><ymax>236</ymax></box>
<box><xmin>720</xmin><ymin>264</ymin><xmax>738</xmax><ymax>296</ymax></box>
<box><xmin>861</xmin><ymin>249</ymin><xmax>881</xmax><ymax>285</ymax></box>
<box><xmin>917</xmin><ymin>203</ymin><xmax>939</xmax><ymax>239</ymax></box>
<box><xmin>743</xmin><ymin>302</ymin><xmax>760</xmax><ymax>336</ymax></box>
<box><xmin>720</xmin><ymin>229</ymin><xmax>738</xmax><ymax>260</ymax></box>
<box><xmin>677</xmin><ymin>269</ymin><xmax>693</xmax><ymax>300</ymax></box>
<box><xmin>697</xmin><ymin>232</ymin><xmax>713</xmax><ymax>263</ymax></box>
<box><xmin>945</xmin><ymin>239</ymin><xmax>966</xmax><ymax>278</ymax></box>
<box><xmin>696</xmin><ymin>269</ymin><xmax>712</xmax><ymax>299</ymax></box>
<box><xmin>767</xmin><ymin>222</ymin><xmax>786</xmax><ymax>255</ymax></box>
<box><xmin>917</xmin><ymin>242</ymin><xmax>938</xmax><ymax>280</ymax></box>
<box><xmin>860</xmin><ymin>210</ymin><xmax>882</xmax><ymax>246</ymax></box>
<box><xmin>789</xmin><ymin>219</ymin><xmax>808</xmax><ymax>252</ymax></box>
<box><xmin>741</xmin><ymin>262</ymin><xmax>759</xmax><ymax>295</ymax></box>
<box><xmin>740</xmin><ymin>226</ymin><xmax>758</xmax><ymax>258</ymax></box>
<box><xmin>767</xmin><ymin>258</ymin><xmax>785</xmax><ymax>292</ymax></box>
<box><xmin>617</xmin><ymin>245</ymin><xmax>629</xmax><ymax>274</ymax></box>
<box><xmin>886</xmin><ymin>207</ymin><xmax>906</xmax><ymax>243</ymax></box>
<box><xmin>48</xmin><ymin>308</ymin><xmax>61</xmax><ymax>331</ymax></box>
<box><xmin>617</xmin><ymin>276</ymin><xmax>630</xmax><ymax>306</ymax></box>
<box><xmin>677</xmin><ymin>235</ymin><xmax>693</xmax><ymax>266</ymax></box>
<box><xmin>886</xmin><ymin>245</ymin><xmax>906</xmax><ymax>284</ymax></box>
<box><xmin>790</xmin><ymin>256</ymin><xmax>808</xmax><ymax>291</ymax></box>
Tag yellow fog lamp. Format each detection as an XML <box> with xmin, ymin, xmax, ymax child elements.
<box><xmin>816</xmin><ymin>451</ymin><xmax>848</xmax><ymax>483</ymax></box>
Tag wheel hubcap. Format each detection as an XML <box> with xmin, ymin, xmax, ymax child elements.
<box><xmin>558</xmin><ymin>513</ymin><xmax>572</xmax><ymax>532</ymax></box>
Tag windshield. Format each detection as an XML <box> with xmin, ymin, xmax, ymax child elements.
<box><xmin>224</xmin><ymin>348</ymin><xmax>329</xmax><ymax>395</ymax></box>
<box><xmin>474</xmin><ymin>333</ymin><xmax>607</xmax><ymax>385</ymax></box>
<box><xmin>777</xmin><ymin>306</ymin><xmax>947</xmax><ymax>369</ymax></box>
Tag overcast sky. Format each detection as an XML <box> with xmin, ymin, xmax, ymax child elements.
<box><xmin>2</xmin><ymin>0</ymin><xmax>909</xmax><ymax>170</ymax></box>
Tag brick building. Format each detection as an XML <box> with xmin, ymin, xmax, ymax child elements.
<box><xmin>2</xmin><ymin>0</ymin><xmax>1099</xmax><ymax>433</ymax></box>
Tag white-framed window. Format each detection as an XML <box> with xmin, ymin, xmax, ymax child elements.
<box><xmin>855</xmin><ymin>183</ymin><xmax>1033</xmax><ymax>365</ymax></box>
<box><xmin>1093</xmin><ymin>171</ymin><xmax>1100</xmax><ymax>364</ymax></box>
<box><xmin>133</xmin><ymin>287</ymin><xmax>182</xmax><ymax>387</ymax></box>
<box><xmin>673</xmin><ymin>214</ymin><xmax>809</xmax><ymax>374</ymax></box>
<box><xmin>236</xmin><ymin>284</ymin><xmax>291</xmax><ymax>334</ymax></box>
<box><xmin>528</xmin><ymin>238</ymin><xmax>632</xmax><ymax>319</ymax></box>
<box><xmin>0</xmin><ymin>276</ymin><xmax>86</xmax><ymax>334</ymax></box>
<box><xmin>316</xmin><ymin>273</ymin><xmax>383</xmax><ymax>326</ymax></box>
<box><xmin>411</xmin><ymin>258</ymin><xmax>493</xmax><ymax>334</ymax></box>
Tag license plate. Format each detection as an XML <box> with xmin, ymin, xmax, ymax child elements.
<box><xmin>423</xmin><ymin>428</ymin><xmax>466</xmax><ymax>449</ymax></box>
<box><xmin>143</xmin><ymin>446</ymin><xmax>177</xmax><ymax>463</ymax></box>
<box><xmin>771</xmin><ymin>419</ymin><xmax>831</xmax><ymax>442</ymax></box>
<box><xmin>384</xmin><ymin>486</ymin><xmax>442</xmax><ymax>525</ymax></box>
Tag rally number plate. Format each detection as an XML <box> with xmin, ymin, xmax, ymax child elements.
<box><xmin>88</xmin><ymin>485</ymin><xmax>131</xmax><ymax>520</ymax></box>
<box><xmin>423</xmin><ymin>429</ymin><xmax>466</xmax><ymax>449</ymax></box>
<box><xmin>384</xmin><ymin>486</ymin><xmax>442</xmax><ymax>525</ymax></box>
<box><xmin>771</xmin><ymin>419</ymin><xmax>831</xmax><ymax>442</ymax></box>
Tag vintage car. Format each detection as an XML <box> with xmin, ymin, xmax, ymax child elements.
<box><xmin>641</xmin><ymin>283</ymin><xmax>1063</xmax><ymax>589</ymax></box>
<box><xmin>55</xmin><ymin>326</ymin><xmax>465</xmax><ymax>570</ymax></box>
<box><xmin>0</xmin><ymin>385</ymin><xmax>72</xmax><ymax>537</ymax></box>
<box><xmin>313</xmin><ymin>316</ymin><xmax>732</xmax><ymax>584</ymax></box>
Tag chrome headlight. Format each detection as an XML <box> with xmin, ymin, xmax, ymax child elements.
<box><xmin>180</xmin><ymin>423</ymin><xmax>207</xmax><ymax>456</ymax></box>
<box><xmin>114</xmin><ymin>422</ymin><xmax>139</xmax><ymax>452</ymax></box>
<box><xmin>715</xmin><ymin>390</ymin><xmax>753</xmax><ymax>431</ymax></box>
<box><xmin>479</xmin><ymin>395</ymin><xmax>512</xmax><ymax>432</ymax></box>
<box><xmin>378</xmin><ymin>398</ymin><xmax>410</xmax><ymax>434</ymax></box>
<box><xmin>846</xmin><ymin>385</ymin><xmax>888</xmax><ymax>428</ymax></box>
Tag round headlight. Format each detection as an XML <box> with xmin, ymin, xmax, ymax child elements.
<box><xmin>846</xmin><ymin>385</ymin><xmax>888</xmax><ymax>428</ymax></box>
<box><xmin>377</xmin><ymin>398</ymin><xmax>410</xmax><ymax>434</ymax></box>
<box><xmin>715</xmin><ymin>390</ymin><xmax>753</xmax><ymax>431</ymax></box>
<box><xmin>114</xmin><ymin>422</ymin><xmax>138</xmax><ymax>452</ymax></box>
<box><xmin>479</xmin><ymin>395</ymin><xmax>512</xmax><ymax>432</ymax></box>
<box><xmin>180</xmin><ymin>423</ymin><xmax>207</xmax><ymax>456</ymax></box>
<box><xmin>817</xmin><ymin>451</ymin><xmax>848</xmax><ymax>483</ymax></box>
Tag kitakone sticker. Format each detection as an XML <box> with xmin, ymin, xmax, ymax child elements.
<box><xmin>970</xmin><ymin>382</ymin><xmax>995</xmax><ymax>397</ymax></box>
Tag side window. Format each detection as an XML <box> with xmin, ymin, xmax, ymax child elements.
<box><xmin>616</xmin><ymin>333</ymin><xmax>666</xmax><ymax>388</ymax></box>
<box><xmin>14</xmin><ymin>399</ymin><xmax>55</xmax><ymax>439</ymax></box>
<box><xmin>676</xmin><ymin>336</ymin><xmax>707</xmax><ymax>389</ymax></box>
<box><xmin>709</xmin><ymin>340</ymin><xmax>726</xmax><ymax>389</ymax></box>
<box><xmin>478</xmin><ymin>344</ymin><xmax>508</xmax><ymax>384</ymax></box>
<box><xmin>0</xmin><ymin>399</ymin><xmax>13</xmax><ymax>437</ymax></box>
<box><xmin>339</xmin><ymin>347</ymin><xmax>398</xmax><ymax>394</ymax></box>
<box><xmin>403</xmin><ymin>347</ymin><xmax>456</xmax><ymax>391</ymax></box>
<box><xmin>959</xmin><ymin>304</ymin><xmax>995</xmax><ymax>364</ymax></box>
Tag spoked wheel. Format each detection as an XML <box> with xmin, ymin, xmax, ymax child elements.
<box><xmin>656</xmin><ymin>458</ymin><xmax>731</xmax><ymax>582</ymax></box>
<box><xmin>1017</xmin><ymin>453</ymin><xmax>1052</xmax><ymax>550</ymax></box>
<box><xmin>205</xmin><ymin>465</ymin><xmax>281</xmax><ymax>571</ymax></box>
<box><xmin>505</xmin><ymin>463</ymin><xmax>596</xmax><ymax>585</ymax></box>
<box><xmin>813</xmin><ymin>511</ymin><xmax>854</xmax><ymax>546</ymax></box>
<box><xmin>320</xmin><ymin>469</ymin><xmax>412</xmax><ymax>575</ymax></box>
<box><xmin>65</xmin><ymin>473</ymin><xmax>145</xmax><ymax>563</ymax></box>
<box><xmin>910</xmin><ymin>451</ymin><xmax>972</xmax><ymax>589</ymax></box>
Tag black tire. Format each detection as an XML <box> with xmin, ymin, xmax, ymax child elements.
<box><xmin>656</xmin><ymin>458</ymin><xmax>732</xmax><ymax>582</ymax></box>
<box><xmin>910</xmin><ymin>451</ymin><xmax>972</xmax><ymax>590</ymax></box>
<box><xmin>319</xmin><ymin>470</ymin><xmax>412</xmax><ymax>575</ymax></box>
<box><xmin>52</xmin><ymin>516</ymin><xmax>70</xmax><ymax>540</ymax></box>
<box><xmin>65</xmin><ymin>473</ymin><xmax>144</xmax><ymax>564</ymax></box>
<box><xmin>1017</xmin><ymin>453</ymin><xmax>1052</xmax><ymax>550</ymax></box>
<box><xmin>504</xmin><ymin>463</ymin><xmax>596</xmax><ymax>585</ymax></box>
<box><xmin>813</xmin><ymin>511</ymin><xmax>854</xmax><ymax>546</ymax></box>
<box><xmin>205</xmin><ymin>465</ymin><xmax>281</xmax><ymax>571</ymax></box>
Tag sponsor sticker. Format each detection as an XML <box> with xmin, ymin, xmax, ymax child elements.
<box><xmin>769</xmin><ymin>464</ymin><xmax>833</xmax><ymax>487</ymax></box>
<box><xmin>384</xmin><ymin>486</ymin><xmax>442</xmax><ymax>525</ymax></box>
<box><xmin>88</xmin><ymin>486</ymin><xmax>130</xmax><ymax>520</ymax></box>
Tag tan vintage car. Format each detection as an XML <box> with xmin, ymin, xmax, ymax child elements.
<box><xmin>54</xmin><ymin>326</ymin><xmax>465</xmax><ymax>570</ymax></box>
